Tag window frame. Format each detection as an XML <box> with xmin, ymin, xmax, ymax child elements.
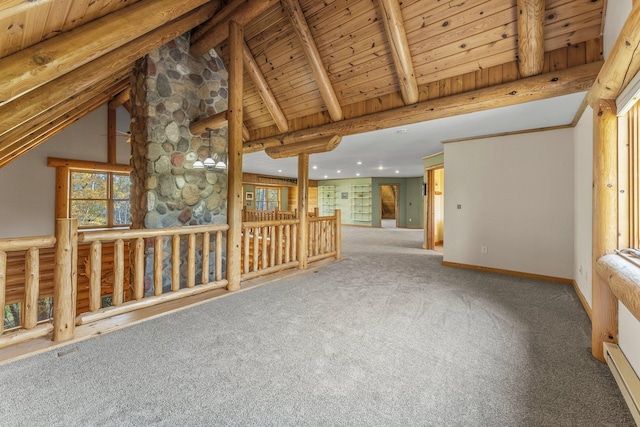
<box><xmin>69</xmin><ymin>170</ymin><xmax>131</xmax><ymax>229</ymax></box>
<box><xmin>253</xmin><ymin>186</ymin><xmax>281</xmax><ymax>211</ymax></box>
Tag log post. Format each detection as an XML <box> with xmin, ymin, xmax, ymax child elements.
<box><xmin>24</xmin><ymin>247</ymin><xmax>40</xmax><ymax>330</ymax></box>
<box><xmin>335</xmin><ymin>209</ymin><xmax>342</xmax><ymax>260</ymax></box>
<box><xmin>592</xmin><ymin>99</ymin><xmax>619</xmax><ymax>362</ymax></box>
<box><xmin>53</xmin><ymin>218</ymin><xmax>78</xmax><ymax>342</ymax></box>
<box><xmin>297</xmin><ymin>153</ymin><xmax>309</xmax><ymax>269</ymax></box>
<box><xmin>226</xmin><ymin>20</ymin><xmax>244</xmax><ymax>291</ymax></box>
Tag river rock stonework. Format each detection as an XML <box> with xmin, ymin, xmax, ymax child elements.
<box><xmin>130</xmin><ymin>34</ymin><xmax>228</xmax><ymax>294</ymax></box>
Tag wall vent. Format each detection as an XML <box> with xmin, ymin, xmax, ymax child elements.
<box><xmin>604</xmin><ymin>342</ymin><xmax>640</xmax><ymax>425</ymax></box>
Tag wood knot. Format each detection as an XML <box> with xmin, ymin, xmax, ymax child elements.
<box><xmin>32</xmin><ymin>54</ymin><xmax>50</xmax><ymax>66</ymax></box>
<box><xmin>551</xmin><ymin>77</ymin><xmax>559</xmax><ymax>82</ymax></box>
<box><xmin>509</xmin><ymin>91</ymin><xmax>517</xmax><ymax>96</ymax></box>
<box><xmin>442</xmin><ymin>21</ymin><xmax>449</xmax><ymax>27</ymax></box>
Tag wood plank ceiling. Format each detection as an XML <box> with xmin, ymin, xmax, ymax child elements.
<box><xmin>0</xmin><ymin>0</ymin><xmax>605</xmax><ymax>168</ymax></box>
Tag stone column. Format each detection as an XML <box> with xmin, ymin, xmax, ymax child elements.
<box><xmin>129</xmin><ymin>34</ymin><xmax>229</xmax><ymax>294</ymax></box>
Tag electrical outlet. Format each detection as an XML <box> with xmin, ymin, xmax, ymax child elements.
<box><xmin>481</xmin><ymin>246</ymin><xmax>488</xmax><ymax>254</ymax></box>
<box><xmin>579</xmin><ymin>265</ymin><xmax>583</xmax><ymax>275</ymax></box>
<box><xmin>457</xmin><ymin>204</ymin><xmax>462</xmax><ymax>209</ymax></box>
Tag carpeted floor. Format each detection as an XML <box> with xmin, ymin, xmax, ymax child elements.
<box><xmin>0</xmin><ymin>226</ymin><xmax>634</xmax><ymax>426</ymax></box>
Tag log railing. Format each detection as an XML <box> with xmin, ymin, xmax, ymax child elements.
<box><xmin>240</xmin><ymin>210</ymin><xmax>342</xmax><ymax>281</ymax></box>
<box><xmin>75</xmin><ymin>223</ymin><xmax>229</xmax><ymax>326</ymax></box>
<box><xmin>242</xmin><ymin>207</ymin><xmax>297</xmax><ymax>222</ymax></box>
<box><xmin>0</xmin><ymin>235</ymin><xmax>57</xmax><ymax>349</ymax></box>
<box><xmin>241</xmin><ymin>219</ymin><xmax>300</xmax><ymax>281</ymax></box>
<box><xmin>308</xmin><ymin>210</ymin><xmax>341</xmax><ymax>263</ymax></box>
<box><xmin>0</xmin><ymin>211</ymin><xmax>341</xmax><ymax>350</ymax></box>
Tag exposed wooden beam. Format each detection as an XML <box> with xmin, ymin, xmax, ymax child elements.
<box><xmin>244</xmin><ymin>62</ymin><xmax>602</xmax><ymax>153</ymax></box>
<box><xmin>108</xmin><ymin>89</ymin><xmax>130</xmax><ymax>110</ymax></box>
<box><xmin>122</xmin><ymin>100</ymin><xmax>132</xmax><ymax>114</ymax></box>
<box><xmin>0</xmin><ymin>76</ymin><xmax>129</xmax><ymax>168</ymax></box>
<box><xmin>282</xmin><ymin>0</ymin><xmax>343</xmax><ymax>122</ymax></box>
<box><xmin>265</xmin><ymin>135</ymin><xmax>341</xmax><ymax>158</ymax></box>
<box><xmin>243</xmin><ymin>40</ymin><xmax>289</xmax><ymax>133</ymax></box>
<box><xmin>190</xmin><ymin>0</ymin><xmax>278</xmax><ymax>57</ymax></box>
<box><xmin>517</xmin><ymin>0</ymin><xmax>545</xmax><ymax>78</ymax></box>
<box><xmin>0</xmin><ymin>0</ymin><xmax>215</xmax><ymax>104</ymax></box>
<box><xmin>190</xmin><ymin>111</ymin><xmax>228</xmax><ymax>135</ymax></box>
<box><xmin>377</xmin><ymin>0</ymin><xmax>419</xmax><ymax>105</ymax></box>
<box><xmin>189</xmin><ymin>110</ymin><xmax>251</xmax><ymax>141</ymax></box>
<box><xmin>226</xmin><ymin>20</ymin><xmax>244</xmax><ymax>292</ymax></box>
<box><xmin>0</xmin><ymin>2</ymin><xmax>219</xmax><ymax>139</ymax></box>
<box><xmin>592</xmin><ymin>98</ymin><xmax>619</xmax><ymax>363</ymax></box>
<box><xmin>588</xmin><ymin>2</ymin><xmax>640</xmax><ymax>104</ymax></box>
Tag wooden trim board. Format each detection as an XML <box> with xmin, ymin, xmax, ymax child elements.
<box><xmin>442</xmin><ymin>261</ymin><xmax>573</xmax><ymax>285</ymax></box>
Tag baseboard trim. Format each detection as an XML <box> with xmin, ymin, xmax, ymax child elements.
<box><xmin>442</xmin><ymin>261</ymin><xmax>572</xmax><ymax>285</ymax></box>
<box><xmin>572</xmin><ymin>279</ymin><xmax>592</xmax><ymax>321</ymax></box>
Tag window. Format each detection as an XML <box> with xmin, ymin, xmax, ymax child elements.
<box><xmin>70</xmin><ymin>171</ymin><xmax>131</xmax><ymax>228</ymax></box>
<box><xmin>618</xmin><ymin>100</ymin><xmax>640</xmax><ymax>263</ymax></box>
<box><xmin>254</xmin><ymin>187</ymin><xmax>280</xmax><ymax>211</ymax></box>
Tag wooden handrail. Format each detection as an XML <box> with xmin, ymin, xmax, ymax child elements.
<box><xmin>0</xmin><ymin>235</ymin><xmax>56</xmax><ymax>251</ymax></box>
<box><xmin>79</xmin><ymin>223</ymin><xmax>229</xmax><ymax>242</ymax></box>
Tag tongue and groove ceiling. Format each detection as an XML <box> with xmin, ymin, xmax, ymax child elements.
<box><xmin>0</xmin><ymin>0</ymin><xmax>604</xmax><ymax>177</ymax></box>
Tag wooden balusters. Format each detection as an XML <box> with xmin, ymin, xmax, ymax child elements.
<box><xmin>89</xmin><ymin>241</ymin><xmax>102</xmax><ymax>311</ymax></box>
<box><xmin>202</xmin><ymin>232</ymin><xmax>210</xmax><ymax>284</ymax></box>
<box><xmin>216</xmin><ymin>230</ymin><xmax>223</xmax><ymax>282</ymax></box>
<box><xmin>154</xmin><ymin>237</ymin><xmax>163</xmax><ymax>296</ymax></box>
<box><xmin>113</xmin><ymin>239</ymin><xmax>124</xmax><ymax>306</ymax></box>
<box><xmin>187</xmin><ymin>234</ymin><xmax>196</xmax><ymax>288</ymax></box>
<box><xmin>133</xmin><ymin>238</ymin><xmax>144</xmax><ymax>300</ymax></box>
<box><xmin>24</xmin><ymin>247</ymin><xmax>40</xmax><ymax>330</ymax></box>
<box><xmin>172</xmin><ymin>235</ymin><xmax>180</xmax><ymax>292</ymax></box>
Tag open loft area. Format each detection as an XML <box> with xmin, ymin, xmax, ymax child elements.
<box><xmin>1</xmin><ymin>0</ymin><xmax>640</xmax><ymax>423</ymax></box>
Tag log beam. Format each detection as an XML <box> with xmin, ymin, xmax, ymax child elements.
<box><xmin>108</xmin><ymin>89</ymin><xmax>130</xmax><ymax>110</ymax></box>
<box><xmin>282</xmin><ymin>0</ymin><xmax>343</xmax><ymax>122</ymax></box>
<box><xmin>0</xmin><ymin>74</ymin><xmax>129</xmax><ymax>167</ymax></box>
<box><xmin>517</xmin><ymin>0</ymin><xmax>545</xmax><ymax>78</ymax></box>
<box><xmin>190</xmin><ymin>0</ymin><xmax>278</xmax><ymax>57</ymax></box>
<box><xmin>265</xmin><ymin>135</ymin><xmax>342</xmax><ymax>159</ymax></box>
<box><xmin>588</xmin><ymin>2</ymin><xmax>640</xmax><ymax>104</ymax></box>
<box><xmin>244</xmin><ymin>62</ymin><xmax>602</xmax><ymax>153</ymax></box>
<box><xmin>243</xmin><ymin>40</ymin><xmax>289</xmax><ymax>132</ymax></box>
<box><xmin>226</xmin><ymin>20</ymin><xmax>244</xmax><ymax>292</ymax></box>
<box><xmin>0</xmin><ymin>2</ymin><xmax>219</xmax><ymax>140</ymax></box>
<box><xmin>190</xmin><ymin>110</ymin><xmax>251</xmax><ymax>141</ymax></box>
<box><xmin>592</xmin><ymin>98</ymin><xmax>619</xmax><ymax>363</ymax></box>
<box><xmin>377</xmin><ymin>0</ymin><xmax>419</xmax><ymax>104</ymax></box>
<box><xmin>0</xmin><ymin>0</ymin><xmax>216</xmax><ymax>104</ymax></box>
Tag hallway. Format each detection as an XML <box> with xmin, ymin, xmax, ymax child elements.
<box><xmin>0</xmin><ymin>226</ymin><xmax>633</xmax><ymax>426</ymax></box>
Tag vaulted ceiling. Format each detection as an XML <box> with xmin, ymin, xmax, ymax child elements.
<box><xmin>0</xmin><ymin>0</ymin><xmax>605</xmax><ymax>171</ymax></box>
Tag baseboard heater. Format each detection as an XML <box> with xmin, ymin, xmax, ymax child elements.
<box><xmin>604</xmin><ymin>342</ymin><xmax>640</xmax><ymax>425</ymax></box>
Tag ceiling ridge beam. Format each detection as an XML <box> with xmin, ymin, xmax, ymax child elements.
<box><xmin>243</xmin><ymin>40</ymin><xmax>289</xmax><ymax>133</ymax></box>
<box><xmin>517</xmin><ymin>0</ymin><xmax>546</xmax><ymax>78</ymax></box>
<box><xmin>243</xmin><ymin>61</ymin><xmax>602</xmax><ymax>153</ymax></box>
<box><xmin>282</xmin><ymin>0</ymin><xmax>343</xmax><ymax>122</ymax></box>
<box><xmin>377</xmin><ymin>0</ymin><xmax>419</xmax><ymax>105</ymax></box>
<box><xmin>588</xmin><ymin>1</ymin><xmax>640</xmax><ymax>104</ymax></box>
<box><xmin>190</xmin><ymin>0</ymin><xmax>278</xmax><ymax>57</ymax></box>
<box><xmin>0</xmin><ymin>3</ymin><xmax>218</xmax><ymax>140</ymax></box>
<box><xmin>0</xmin><ymin>0</ymin><xmax>217</xmax><ymax>105</ymax></box>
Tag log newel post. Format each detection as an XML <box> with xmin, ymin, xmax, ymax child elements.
<box><xmin>297</xmin><ymin>153</ymin><xmax>309</xmax><ymax>269</ymax></box>
<box><xmin>591</xmin><ymin>98</ymin><xmax>619</xmax><ymax>362</ymax></box>
<box><xmin>226</xmin><ymin>20</ymin><xmax>244</xmax><ymax>291</ymax></box>
<box><xmin>53</xmin><ymin>218</ymin><xmax>78</xmax><ymax>342</ymax></box>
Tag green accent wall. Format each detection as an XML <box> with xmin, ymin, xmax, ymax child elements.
<box><xmin>423</xmin><ymin>152</ymin><xmax>444</xmax><ymax>169</ymax></box>
<box><xmin>318</xmin><ymin>176</ymin><xmax>424</xmax><ymax>228</ymax></box>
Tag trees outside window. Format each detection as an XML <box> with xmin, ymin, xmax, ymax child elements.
<box><xmin>70</xmin><ymin>171</ymin><xmax>131</xmax><ymax>228</ymax></box>
<box><xmin>254</xmin><ymin>187</ymin><xmax>280</xmax><ymax>211</ymax></box>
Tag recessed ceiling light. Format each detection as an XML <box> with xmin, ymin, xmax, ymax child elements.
<box><xmin>324</xmin><ymin>175</ymin><xmax>328</xmax><ymax>179</ymax></box>
<box><xmin>397</xmin><ymin>129</ymin><xmax>408</xmax><ymax>134</ymax></box>
<box><xmin>312</xmin><ymin>165</ymin><xmax>318</xmax><ymax>169</ymax></box>
<box><xmin>278</xmin><ymin>169</ymin><xmax>282</xmax><ymax>173</ymax></box>
<box><xmin>357</xmin><ymin>161</ymin><xmax>362</xmax><ymax>165</ymax></box>
<box><xmin>356</xmin><ymin>173</ymin><xmax>360</xmax><ymax>176</ymax></box>
<box><xmin>395</xmin><ymin>170</ymin><xmax>400</xmax><ymax>174</ymax></box>
<box><xmin>337</xmin><ymin>170</ymin><xmax>341</xmax><ymax>173</ymax></box>
<box><xmin>378</xmin><ymin>166</ymin><xmax>384</xmax><ymax>170</ymax></box>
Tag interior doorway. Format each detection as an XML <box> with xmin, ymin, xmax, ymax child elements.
<box><xmin>425</xmin><ymin>167</ymin><xmax>444</xmax><ymax>252</ymax></box>
<box><xmin>379</xmin><ymin>184</ymin><xmax>399</xmax><ymax>228</ymax></box>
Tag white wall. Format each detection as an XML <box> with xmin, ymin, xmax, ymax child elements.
<box><xmin>443</xmin><ymin>128</ymin><xmax>574</xmax><ymax>279</ymax></box>
<box><xmin>604</xmin><ymin>0</ymin><xmax>632</xmax><ymax>58</ymax></box>
<box><xmin>573</xmin><ymin>106</ymin><xmax>593</xmax><ymax>305</ymax></box>
<box><xmin>0</xmin><ymin>105</ymin><xmax>130</xmax><ymax>238</ymax></box>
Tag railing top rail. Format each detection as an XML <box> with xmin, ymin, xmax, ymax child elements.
<box><xmin>242</xmin><ymin>219</ymin><xmax>300</xmax><ymax>228</ymax></box>
<box><xmin>79</xmin><ymin>223</ymin><xmax>230</xmax><ymax>242</ymax></box>
<box><xmin>308</xmin><ymin>215</ymin><xmax>337</xmax><ymax>222</ymax></box>
<box><xmin>0</xmin><ymin>235</ymin><xmax>56</xmax><ymax>252</ymax></box>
